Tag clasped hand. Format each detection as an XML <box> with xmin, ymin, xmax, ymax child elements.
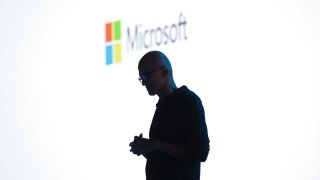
<box><xmin>129</xmin><ymin>133</ymin><xmax>154</xmax><ymax>156</ymax></box>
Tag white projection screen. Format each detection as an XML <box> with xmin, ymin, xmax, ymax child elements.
<box><xmin>0</xmin><ymin>0</ymin><xmax>319</xmax><ymax>180</ymax></box>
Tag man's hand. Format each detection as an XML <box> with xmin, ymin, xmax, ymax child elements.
<box><xmin>129</xmin><ymin>133</ymin><xmax>155</xmax><ymax>156</ymax></box>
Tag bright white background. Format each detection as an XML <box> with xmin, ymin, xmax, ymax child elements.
<box><xmin>0</xmin><ymin>0</ymin><xmax>319</xmax><ymax>180</ymax></box>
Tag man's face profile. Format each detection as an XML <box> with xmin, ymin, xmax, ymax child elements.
<box><xmin>138</xmin><ymin>57</ymin><xmax>165</xmax><ymax>96</ymax></box>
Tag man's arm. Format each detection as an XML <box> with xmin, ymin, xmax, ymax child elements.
<box><xmin>150</xmin><ymin>139</ymin><xmax>185</xmax><ymax>159</ymax></box>
<box><xmin>184</xmin><ymin>94</ymin><xmax>210</xmax><ymax>162</ymax></box>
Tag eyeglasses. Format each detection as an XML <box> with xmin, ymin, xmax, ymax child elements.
<box><xmin>138</xmin><ymin>66</ymin><xmax>163</xmax><ymax>83</ymax></box>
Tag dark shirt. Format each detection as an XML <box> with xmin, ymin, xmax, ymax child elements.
<box><xmin>145</xmin><ymin>85</ymin><xmax>210</xmax><ymax>180</ymax></box>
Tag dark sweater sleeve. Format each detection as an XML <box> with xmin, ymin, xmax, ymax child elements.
<box><xmin>184</xmin><ymin>94</ymin><xmax>210</xmax><ymax>162</ymax></box>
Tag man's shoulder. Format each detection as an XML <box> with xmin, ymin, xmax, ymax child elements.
<box><xmin>176</xmin><ymin>85</ymin><xmax>202</xmax><ymax>103</ymax></box>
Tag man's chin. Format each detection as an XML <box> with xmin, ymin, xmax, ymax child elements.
<box><xmin>148</xmin><ymin>91</ymin><xmax>156</xmax><ymax>96</ymax></box>
<box><xmin>147</xmin><ymin>88</ymin><xmax>156</xmax><ymax>96</ymax></box>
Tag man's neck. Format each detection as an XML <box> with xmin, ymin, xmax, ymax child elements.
<box><xmin>158</xmin><ymin>84</ymin><xmax>178</xmax><ymax>100</ymax></box>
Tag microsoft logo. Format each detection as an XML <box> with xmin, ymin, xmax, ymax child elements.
<box><xmin>105</xmin><ymin>20</ymin><xmax>121</xmax><ymax>65</ymax></box>
<box><xmin>104</xmin><ymin>13</ymin><xmax>187</xmax><ymax>66</ymax></box>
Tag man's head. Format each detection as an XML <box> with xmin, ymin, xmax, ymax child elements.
<box><xmin>138</xmin><ymin>51</ymin><xmax>176</xmax><ymax>97</ymax></box>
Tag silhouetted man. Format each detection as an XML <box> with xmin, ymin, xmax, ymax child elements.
<box><xmin>129</xmin><ymin>50</ymin><xmax>210</xmax><ymax>180</ymax></box>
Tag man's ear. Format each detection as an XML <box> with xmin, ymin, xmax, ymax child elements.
<box><xmin>161</xmin><ymin>67</ymin><xmax>169</xmax><ymax>76</ymax></box>
<box><xmin>161</xmin><ymin>68</ymin><xmax>169</xmax><ymax>81</ymax></box>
